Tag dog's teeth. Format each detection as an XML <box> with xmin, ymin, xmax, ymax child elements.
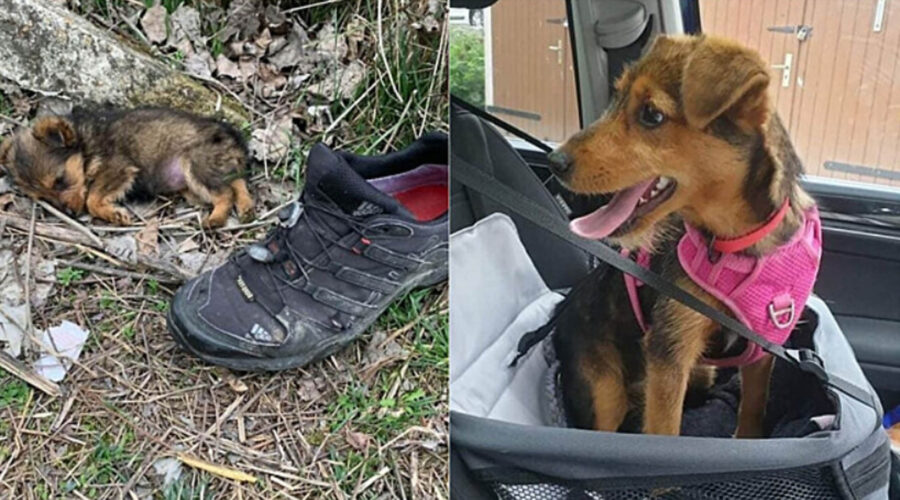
<box><xmin>655</xmin><ymin>177</ymin><xmax>671</xmax><ymax>190</ymax></box>
<box><xmin>650</xmin><ymin>189</ymin><xmax>659</xmax><ymax>198</ymax></box>
<box><xmin>638</xmin><ymin>197</ymin><xmax>648</xmax><ymax>205</ymax></box>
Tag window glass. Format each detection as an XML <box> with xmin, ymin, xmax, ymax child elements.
<box><xmin>450</xmin><ymin>3</ymin><xmax>580</xmax><ymax>146</ymax></box>
<box><xmin>701</xmin><ymin>0</ymin><xmax>900</xmax><ymax>190</ymax></box>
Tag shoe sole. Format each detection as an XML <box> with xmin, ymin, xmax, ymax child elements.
<box><xmin>167</xmin><ymin>265</ymin><xmax>447</xmax><ymax>372</ymax></box>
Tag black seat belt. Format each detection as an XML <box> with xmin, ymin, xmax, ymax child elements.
<box><xmin>451</xmin><ymin>96</ymin><xmax>554</xmax><ymax>154</ymax></box>
<box><xmin>453</xmin><ymin>152</ymin><xmax>877</xmax><ymax>410</ymax></box>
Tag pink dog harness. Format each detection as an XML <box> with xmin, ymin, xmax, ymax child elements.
<box><xmin>624</xmin><ymin>205</ymin><xmax>822</xmax><ymax>367</ymax></box>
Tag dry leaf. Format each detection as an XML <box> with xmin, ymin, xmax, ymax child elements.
<box><xmin>167</xmin><ymin>5</ymin><xmax>203</xmax><ymax>49</ymax></box>
<box><xmin>248</xmin><ymin>115</ymin><xmax>294</xmax><ymax>163</ymax></box>
<box><xmin>222</xmin><ymin>0</ymin><xmax>261</xmax><ymax>42</ymax></box>
<box><xmin>263</xmin><ymin>5</ymin><xmax>290</xmax><ymax>35</ymax></box>
<box><xmin>215</xmin><ymin>54</ymin><xmax>241</xmax><ymax>80</ymax></box>
<box><xmin>141</xmin><ymin>4</ymin><xmax>168</xmax><ymax>44</ymax></box>
<box><xmin>268</xmin><ymin>23</ymin><xmax>311</xmax><ymax>71</ymax></box>
<box><xmin>309</xmin><ymin>60</ymin><xmax>366</xmax><ymax>100</ymax></box>
<box><xmin>176</xmin><ymin>235</ymin><xmax>199</xmax><ymax>253</ymax></box>
<box><xmin>255</xmin><ymin>28</ymin><xmax>273</xmax><ymax>52</ymax></box>
<box><xmin>314</xmin><ymin>23</ymin><xmax>348</xmax><ymax>61</ymax></box>
<box><xmin>225</xmin><ymin>374</ymin><xmax>249</xmax><ymax>393</ymax></box>
<box><xmin>239</xmin><ymin>57</ymin><xmax>259</xmax><ymax>81</ymax></box>
<box><xmin>346</xmin><ymin>430</ymin><xmax>372</xmax><ymax>451</ymax></box>
<box><xmin>184</xmin><ymin>51</ymin><xmax>214</xmax><ymax>79</ymax></box>
<box><xmin>135</xmin><ymin>218</ymin><xmax>160</xmax><ymax>257</ymax></box>
<box><xmin>298</xmin><ymin>378</ymin><xmax>322</xmax><ymax>402</ymax></box>
<box><xmin>106</xmin><ymin>236</ymin><xmax>138</xmax><ymax>265</ymax></box>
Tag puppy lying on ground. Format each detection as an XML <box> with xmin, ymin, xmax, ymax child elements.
<box><xmin>0</xmin><ymin>106</ymin><xmax>254</xmax><ymax>228</ymax></box>
<box><xmin>548</xmin><ymin>35</ymin><xmax>821</xmax><ymax>437</ymax></box>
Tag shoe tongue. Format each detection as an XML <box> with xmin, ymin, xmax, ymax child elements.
<box><xmin>306</xmin><ymin>143</ymin><xmax>401</xmax><ymax>216</ymax></box>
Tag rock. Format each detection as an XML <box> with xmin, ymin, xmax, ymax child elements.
<box><xmin>0</xmin><ymin>0</ymin><xmax>247</xmax><ymax>124</ymax></box>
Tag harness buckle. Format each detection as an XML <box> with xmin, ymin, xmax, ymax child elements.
<box><xmin>796</xmin><ymin>348</ymin><xmax>828</xmax><ymax>382</ymax></box>
<box><xmin>768</xmin><ymin>300</ymin><xmax>796</xmax><ymax>329</ymax></box>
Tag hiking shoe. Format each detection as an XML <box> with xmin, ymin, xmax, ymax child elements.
<box><xmin>167</xmin><ymin>133</ymin><xmax>448</xmax><ymax>371</ymax></box>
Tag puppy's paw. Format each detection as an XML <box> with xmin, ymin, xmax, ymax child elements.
<box><xmin>237</xmin><ymin>205</ymin><xmax>256</xmax><ymax>224</ymax></box>
<box><xmin>108</xmin><ymin>208</ymin><xmax>132</xmax><ymax>226</ymax></box>
<box><xmin>202</xmin><ymin>214</ymin><xmax>226</xmax><ymax>229</ymax></box>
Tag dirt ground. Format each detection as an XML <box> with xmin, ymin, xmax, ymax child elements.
<box><xmin>0</xmin><ymin>1</ymin><xmax>448</xmax><ymax>498</ymax></box>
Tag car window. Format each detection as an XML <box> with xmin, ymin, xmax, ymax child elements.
<box><xmin>449</xmin><ymin>3</ymin><xmax>580</xmax><ymax>147</ymax></box>
<box><xmin>700</xmin><ymin>0</ymin><xmax>900</xmax><ymax>192</ymax></box>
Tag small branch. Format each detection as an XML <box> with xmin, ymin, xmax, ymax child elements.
<box><xmin>59</xmin><ymin>260</ymin><xmax>181</xmax><ymax>285</ymax></box>
<box><xmin>36</xmin><ymin>200</ymin><xmax>104</xmax><ymax>247</ymax></box>
<box><xmin>0</xmin><ymin>351</ymin><xmax>61</xmax><ymax>398</ymax></box>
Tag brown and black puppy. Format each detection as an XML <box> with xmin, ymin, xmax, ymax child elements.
<box><xmin>0</xmin><ymin>106</ymin><xmax>254</xmax><ymax>227</ymax></box>
<box><xmin>549</xmin><ymin>34</ymin><xmax>814</xmax><ymax>437</ymax></box>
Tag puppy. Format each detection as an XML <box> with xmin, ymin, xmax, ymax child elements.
<box><xmin>548</xmin><ymin>35</ymin><xmax>818</xmax><ymax>437</ymax></box>
<box><xmin>0</xmin><ymin>106</ymin><xmax>254</xmax><ymax>227</ymax></box>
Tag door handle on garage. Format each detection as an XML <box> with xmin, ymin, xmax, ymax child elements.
<box><xmin>548</xmin><ymin>40</ymin><xmax>563</xmax><ymax>64</ymax></box>
<box><xmin>771</xmin><ymin>53</ymin><xmax>793</xmax><ymax>88</ymax></box>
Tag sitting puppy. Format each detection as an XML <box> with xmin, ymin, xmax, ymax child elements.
<box><xmin>548</xmin><ymin>35</ymin><xmax>821</xmax><ymax>438</ymax></box>
<box><xmin>0</xmin><ymin>106</ymin><xmax>254</xmax><ymax>227</ymax></box>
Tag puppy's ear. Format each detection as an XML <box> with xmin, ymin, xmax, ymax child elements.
<box><xmin>32</xmin><ymin>116</ymin><xmax>77</xmax><ymax>148</ymax></box>
<box><xmin>682</xmin><ymin>37</ymin><xmax>771</xmax><ymax>132</ymax></box>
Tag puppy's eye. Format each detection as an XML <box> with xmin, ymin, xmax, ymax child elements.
<box><xmin>638</xmin><ymin>103</ymin><xmax>665</xmax><ymax>128</ymax></box>
<box><xmin>53</xmin><ymin>176</ymin><xmax>67</xmax><ymax>191</ymax></box>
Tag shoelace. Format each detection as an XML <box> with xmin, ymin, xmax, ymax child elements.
<box><xmin>232</xmin><ymin>196</ymin><xmax>374</xmax><ymax>297</ymax></box>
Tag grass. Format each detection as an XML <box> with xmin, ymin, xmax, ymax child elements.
<box><xmin>0</xmin><ymin>1</ymin><xmax>448</xmax><ymax>498</ymax></box>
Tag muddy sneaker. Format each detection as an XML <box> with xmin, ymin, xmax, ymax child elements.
<box><xmin>167</xmin><ymin>133</ymin><xmax>448</xmax><ymax>371</ymax></box>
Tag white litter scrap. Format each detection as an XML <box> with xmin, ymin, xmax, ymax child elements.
<box><xmin>0</xmin><ymin>303</ymin><xmax>27</xmax><ymax>357</ymax></box>
<box><xmin>32</xmin><ymin>321</ymin><xmax>90</xmax><ymax>382</ymax></box>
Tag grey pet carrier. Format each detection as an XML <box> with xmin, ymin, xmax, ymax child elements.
<box><xmin>448</xmin><ymin>103</ymin><xmax>893</xmax><ymax>499</ymax></box>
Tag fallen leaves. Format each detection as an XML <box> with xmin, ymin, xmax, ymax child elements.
<box><xmin>345</xmin><ymin>429</ymin><xmax>372</xmax><ymax>451</ymax></box>
<box><xmin>135</xmin><ymin>218</ymin><xmax>160</xmax><ymax>257</ymax></box>
<box><xmin>140</xmin><ymin>4</ymin><xmax>167</xmax><ymax>45</ymax></box>
<box><xmin>248</xmin><ymin>115</ymin><xmax>295</xmax><ymax>163</ymax></box>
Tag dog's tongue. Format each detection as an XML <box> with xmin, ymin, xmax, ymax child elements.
<box><xmin>570</xmin><ymin>179</ymin><xmax>655</xmax><ymax>240</ymax></box>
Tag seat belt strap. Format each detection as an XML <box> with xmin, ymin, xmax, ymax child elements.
<box><xmin>451</xmin><ymin>96</ymin><xmax>554</xmax><ymax>154</ymax></box>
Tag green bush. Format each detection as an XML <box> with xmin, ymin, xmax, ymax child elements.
<box><xmin>450</xmin><ymin>26</ymin><xmax>485</xmax><ymax>107</ymax></box>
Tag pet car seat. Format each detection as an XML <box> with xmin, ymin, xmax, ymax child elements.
<box><xmin>449</xmin><ymin>101</ymin><xmax>893</xmax><ymax>500</ymax></box>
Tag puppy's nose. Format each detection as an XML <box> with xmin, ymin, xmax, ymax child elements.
<box><xmin>547</xmin><ymin>150</ymin><xmax>573</xmax><ymax>177</ymax></box>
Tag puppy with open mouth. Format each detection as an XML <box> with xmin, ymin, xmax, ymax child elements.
<box><xmin>548</xmin><ymin>34</ymin><xmax>822</xmax><ymax>438</ymax></box>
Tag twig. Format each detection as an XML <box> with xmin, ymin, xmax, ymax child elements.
<box><xmin>23</xmin><ymin>205</ymin><xmax>36</xmax><ymax>339</ymax></box>
<box><xmin>376</xmin><ymin>0</ymin><xmax>403</xmax><ymax>103</ymax></box>
<box><xmin>324</xmin><ymin>76</ymin><xmax>382</xmax><ymax>135</ymax></box>
<box><xmin>177</xmin><ymin>453</ymin><xmax>257</xmax><ymax>483</ymax></box>
<box><xmin>0</xmin><ymin>114</ymin><xmax>26</xmax><ymax>127</ymax></box>
<box><xmin>0</xmin><ymin>351</ymin><xmax>61</xmax><ymax>398</ymax></box>
<box><xmin>354</xmin><ymin>467</ymin><xmax>391</xmax><ymax>496</ymax></box>
<box><xmin>59</xmin><ymin>260</ymin><xmax>181</xmax><ymax>285</ymax></box>
<box><xmin>35</xmin><ymin>200</ymin><xmax>104</xmax><ymax>247</ymax></box>
<box><xmin>282</xmin><ymin>0</ymin><xmax>342</xmax><ymax>13</ymax></box>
